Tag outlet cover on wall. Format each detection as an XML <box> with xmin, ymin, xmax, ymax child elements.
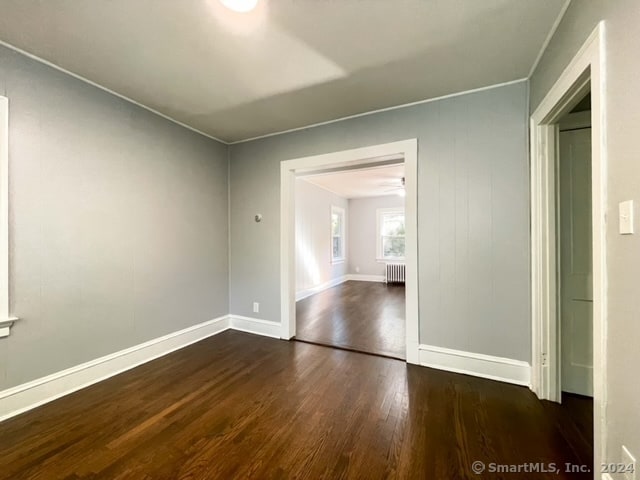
<box><xmin>253</xmin><ymin>302</ymin><xmax>260</xmax><ymax>313</ymax></box>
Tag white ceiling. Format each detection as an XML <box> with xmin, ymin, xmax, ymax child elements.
<box><xmin>302</xmin><ymin>163</ymin><xmax>405</xmax><ymax>199</ymax></box>
<box><xmin>0</xmin><ymin>0</ymin><xmax>567</xmax><ymax>143</ymax></box>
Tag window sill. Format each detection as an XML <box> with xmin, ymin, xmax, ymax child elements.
<box><xmin>0</xmin><ymin>317</ymin><xmax>19</xmax><ymax>338</ymax></box>
<box><xmin>331</xmin><ymin>259</ymin><xmax>345</xmax><ymax>265</ymax></box>
<box><xmin>376</xmin><ymin>258</ymin><xmax>406</xmax><ymax>263</ymax></box>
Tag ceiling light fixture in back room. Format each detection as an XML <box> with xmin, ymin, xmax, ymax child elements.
<box><xmin>220</xmin><ymin>0</ymin><xmax>259</xmax><ymax>13</ymax></box>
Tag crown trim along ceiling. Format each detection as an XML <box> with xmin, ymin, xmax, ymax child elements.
<box><xmin>0</xmin><ymin>0</ymin><xmax>569</xmax><ymax>143</ymax></box>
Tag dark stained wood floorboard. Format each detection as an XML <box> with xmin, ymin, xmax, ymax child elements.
<box><xmin>0</xmin><ymin>331</ymin><xmax>592</xmax><ymax>479</ymax></box>
<box><xmin>542</xmin><ymin>393</ymin><xmax>594</xmax><ymax>468</ymax></box>
<box><xmin>296</xmin><ymin>280</ymin><xmax>406</xmax><ymax>359</ymax></box>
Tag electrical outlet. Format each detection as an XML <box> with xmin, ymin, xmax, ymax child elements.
<box><xmin>253</xmin><ymin>302</ymin><xmax>259</xmax><ymax>313</ymax></box>
<box><xmin>355</xmin><ymin>266</ymin><xmax>360</xmax><ymax>273</ymax></box>
<box><xmin>622</xmin><ymin>445</ymin><xmax>636</xmax><ymax>480</ymax></box>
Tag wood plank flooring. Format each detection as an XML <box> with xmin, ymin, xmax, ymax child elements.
<box><xmin>547</xmin><ymin>393</ymin><xmax>594</xmax><ymax>468</ymax></box>
<box><xmin>296</xmin><ymin>280</ymin><xmax>405</xmax><ymax>359</ymax></box>
<box><xmin>0</xmin><ymin>331</ymin><xmax>592</xmax><ymax>479</ymax></box>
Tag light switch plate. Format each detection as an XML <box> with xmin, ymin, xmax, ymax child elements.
<box><xmin>619</xmin><ymin>200</ymin><xmax>634</xmax><ymax>235</ymax></box>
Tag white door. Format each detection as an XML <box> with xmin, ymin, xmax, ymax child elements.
<box><xmin>559</xmin><ymin>127</ymin><xmax>593</xmax><ymax>397</ymax></box>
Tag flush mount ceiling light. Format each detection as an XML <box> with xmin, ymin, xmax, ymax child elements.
<box><xmin>220</xmin><ymin>0</ymin><xmax>259</xmax><ymax>13</ymax></box>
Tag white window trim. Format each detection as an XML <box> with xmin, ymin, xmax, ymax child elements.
<box><xmin>376</xmin><ymin>207</ymin><xmax>405</xmax><ymax>262</ymax></box>
<box><xmin>0</xmin><ymin>96</ymin><xmax>18</xmax><ymax>338</ymax></box>
<box><xmin>330</xmin><ymin>205</ymin><xmax>346</xmax><ymax>264</ymax></box>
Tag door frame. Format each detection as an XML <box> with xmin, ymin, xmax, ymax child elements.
<box><xmin>280</xmin><ymin>139</ymin><xmax>420</xmax><ymax>364</ymax></box>
<box><xmin>530</xmin><ymin>22</ymin><xmax>606</xmax><ymax>465</ymax></box>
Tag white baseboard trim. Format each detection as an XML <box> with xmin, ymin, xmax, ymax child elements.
<box><xmin>229</xmin><ymin>315</ymin><xmax>281</xmax><ymax>339</ymax></box>
<box><xmin>345</xmin><ymin>274</ymin><xmax>385</xmax><ymax>282</ymax></box>
<box><xmin>295</xmin><ymin>275</ymin><xmax>348</xmax><ymax>301</ymax></box>
<box><xmin>0</xmin><ymin>314</ymin><xmax>284</xmax><ymax>423</ymax></box>
<box><xmin>418</xmin><ymin>344</ymin><xmax>531</xmax><ymax>387</ymax></box>
<box><xmin>295</xmin><ymin>275</ymin><xmax>386</xmax><ymax>302</ymax></box>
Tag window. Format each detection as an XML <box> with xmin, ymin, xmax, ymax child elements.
<box><xmin>331</xmin><ymin>206</ymin><xmax>345</xmax><ymax>263</ymax></box>
<box><xmin>0</xmin><ymin>96</ymin><xmax>18</xmax><ymax>338</ymax></box>
<box><xmin>377</xmin><ymin>208</ymin><xmax>405</xmax><ymax>260</ymax></box>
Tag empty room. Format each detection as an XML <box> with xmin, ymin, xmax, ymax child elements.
<box><xmin>0</xmin><ymin>1</ymin><xmax>639</xmax><ymax>479</ymax></box>
<box><xmin>294</xmin><ymin>162</ymin><xmax>408</xmax><ymax>359</ymax></box>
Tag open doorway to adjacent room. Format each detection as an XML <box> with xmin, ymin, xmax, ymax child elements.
<box><xmin>294</xmin><ymin>162</ymin><xmax>406</xmax><ymax>359</ymax></box>
<box><xmin>280</xmin><ymin>140</ymin><xmax>419</xmax><ymax>364</ymax></box>
<box><xmin>556</xmin><ymin>91</ymin><xmax>594</xmax><ymax>457</ymax></box>
<box><xmin>530</xmin><ymin>22</ymin><xmax>605</xmax><ymax>468</ymax></box>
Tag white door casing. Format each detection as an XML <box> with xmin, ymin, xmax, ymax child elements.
<box><xmin>530</xmin><ymin>21</ymin><xmax>606</xmax><ymax>469</ymax></box>
<box><xmin>280</xmin><ymin>139</ymin><xmax>419</xmax><ymax>364</ymax></box>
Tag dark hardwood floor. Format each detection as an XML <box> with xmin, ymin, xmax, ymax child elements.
<box><xmin>0</xmin><ymin>331</ymin><xmax>592</xmax><ymax>479</ymax></box>
<box><xmin>547</xmin><ymin>393</ymin><xmax>594</xmax><ymax>467</ymax></box>
<box><xmin>296</xmin><ymin>280</ymin><xmax>406</xmax><ymax>359</ymax></box>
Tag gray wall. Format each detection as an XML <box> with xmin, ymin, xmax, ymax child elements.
<box><xmin>295</xmin><ymin>179</ymin><xmax>348</xmax><ymax>294</ymax></box>
<box><xmin>229</xmin><ymin>81</ymin><xmax>530</xmax><ymax>361</ymax></box>
<box><xmin>347</xmin><ymin>195</ymin><xmax>404</xmax><ymax>277</ymax></box>
<box><xmin>0</xmin><ymin>45</ymin><xmax>229</xmax><ymax>390</ymax></box>
<box><xmin>530</xmin><ymin>0</ymin><xmax>640</xmax><ymax>464</ymax></box>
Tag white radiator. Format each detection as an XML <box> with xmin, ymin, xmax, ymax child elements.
<box><xmin>385</xmin><ymin>263</ymin><xmax>406</xmax><ymax>284</ymax></box>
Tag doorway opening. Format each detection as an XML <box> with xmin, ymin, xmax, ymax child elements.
<box><xmin>530</xmin><ymin>22</ymin><xmax>605</xmax><ymax>467</ymax></box>
<box><xmin>280</xmin><ymin>140</ymin><xmax>419</xmax><ymax>364</ymax></box>
<box><xmin>294</xmin><ymin>162</ymin><xmax>406</xmax><ymax>359</ymax></box>
<box><xmin>556</xmin><ymin>92</ymin><xmax>594</xmax><ymax>458</ymax></box>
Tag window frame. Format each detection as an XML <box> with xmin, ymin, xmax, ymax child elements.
<box><xmin>330</xmin><ymin>205</ymin><xmax>346</xmax><ymax>264</ymax></box>
<box><xmin>0</xmin><ymin>96</ymin><xmax>18</xmax><ymax>338</ymax></box>
<box><xmin>376</xmin><ymin>207</ymin><xmax>406</xmax><ymax>262</ymax></box>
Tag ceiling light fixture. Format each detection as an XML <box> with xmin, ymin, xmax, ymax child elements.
<box><xmin>220</xmin><ymin>0</ymin><xmax>259</xmax><ymax>13</ymax></box>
